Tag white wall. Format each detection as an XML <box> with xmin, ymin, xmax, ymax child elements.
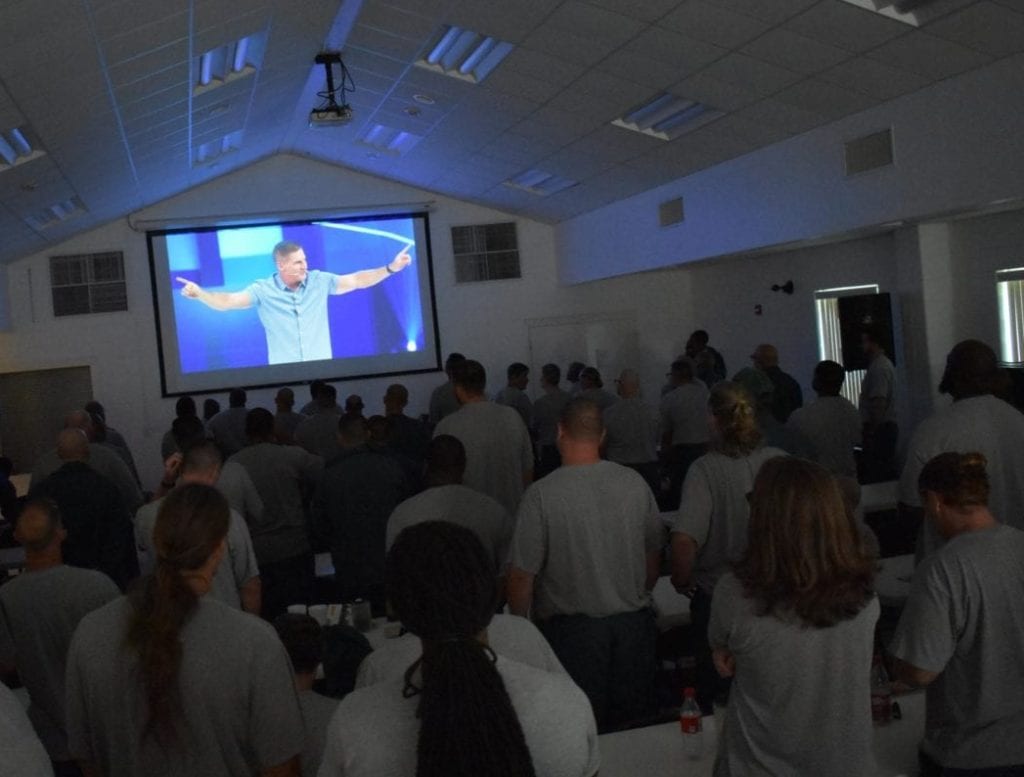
<box><xmin>556</xmin><ymin>54</ymin><xmax>1024</xmax><ymax>285</ymax></box>
<box><xmin>0</xmin><ymin>154</ymin><xmax>694</xmax><ymax>485</ymax></box>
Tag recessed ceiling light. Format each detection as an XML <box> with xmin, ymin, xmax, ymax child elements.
<box><xmin>413</xmin><ymin>94</ymin><xmax>435</xmax><ymax>105</ymax></box>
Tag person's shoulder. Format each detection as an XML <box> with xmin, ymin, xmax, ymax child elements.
<box><xmin>498</xmin><ymin>657</ymin><xmax>588</xmax><ymax>711</ymax></box>
<box><xmin>74</xmin><ymin>595</ymin><xmax>130</xmax><ymax>641</ymax></box>
<box><xmin>332</xmin><ymin>677</ymin><xmax>407</xmax><ymax>726</ymax></box>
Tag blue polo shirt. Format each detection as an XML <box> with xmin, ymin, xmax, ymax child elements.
<box><xmin>246</xmin><ymin>270</ymin><xmax>342</xmax><ymax>365</ymax></box>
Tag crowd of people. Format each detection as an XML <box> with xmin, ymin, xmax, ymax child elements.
<box><xmin>0</xmin><ymin>327</ymin><xmax>1022</xmax><ymax>777</ymax></box>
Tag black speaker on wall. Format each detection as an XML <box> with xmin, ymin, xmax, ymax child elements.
<box><xmin>838</xmin><ymin>292</ymin><xmax>896</xmax><ymax>371</ymax></box>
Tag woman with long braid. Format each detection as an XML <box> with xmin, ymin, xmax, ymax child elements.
<box><xmin>65</xmin><ymin>483</ymin><xmax>304</xmax><ymax>776</ymax></box>
<box><xmin>319</xmin><ymin>521</ymin><xmax>599</xmax><ymax>777</ymax></box>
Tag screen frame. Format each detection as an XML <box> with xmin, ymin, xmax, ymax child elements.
<box><xmin>146</xmin><ymin>210</ymin><xmax>443</xmax><ymax>397</ymax></box>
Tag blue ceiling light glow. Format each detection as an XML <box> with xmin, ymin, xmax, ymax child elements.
<box><xmin>416</xmin><ymin>25</ymin><xmax>514</xmax><ymax>84</ymax></box>
<box><xmin>613</xmin><ymin>92</ymin><xmax>722</xmax><ymax>141</ymax></box>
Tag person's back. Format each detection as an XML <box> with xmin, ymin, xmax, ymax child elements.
<box><xmin>230</xmin><ymin>442</ymin><xmax>321</xmax><ymax>565</ymax></box>
<box><xmin>68</xmin><ymin>596</ymin><xmax>301</xmax><ymax>776</ymax></box>
<box><xmin>294</xmin><ymin>407</ymin><xmax>343</xmax><ymax>463</ymax></box>
<box><xmin>32</xmin><ymin>459</ymin><xmax>137</xmax><ymax>589</ymax></box>
<box><xmin>428</xmin><ymin>380</ymin><xmax>458</xmax><ymax>425</ymax></box>
<box><xmin>533</xmin><ymin>389</ymin><xmax>570</xmax><ymax>448</ymax></box>
<box><xmin>386</xmin><ymin>483</ymin><xmax>512</xmax><ymax>570</ymax></box>
<box><xmin>314</xmin><ymin>444</ymin><xmax>408</xmax><ymax>605</ymax></box>
<box><xmin>0</xmin><ymin>680</ymin><xmax>53</xmax><ymax>777</ymax></box>
<box><xmin>603</xmin><ymin>396</ymin><xmax>657</xmax><ymax>465</ymax></box>
<box><xmin>0</xmin><ymin>565</ymin><xmax>118</xmax><ymax>761</ymax></box>
<box><xmin>436</xmin><ymin>400</ymin><xmax>532</xmax><ymax>513</ymax></box>
<box><xmin>891</xmin><ymin>523</ymin><xmax>1024</xmax><ymax>769</ymax></box>
<box><xmin>33</xmin><ymin>441</ymin><xmax>142</xmax><ymax>514</ymax></box>
<box><xmin>208</xmin><ymin>405</ymin><xmax>249</xmax><ymax>458</ymax></box>
<box><xmin>788</xmin><ymin>395</ymin><xmax>861</xmax><ymax>476</ymax></box>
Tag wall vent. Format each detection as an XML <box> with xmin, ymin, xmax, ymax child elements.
<box><xmin>49</xmin><ymin>251</ymin><xmax>127</xmax><ymax>317</ymax></box>
<box><xmin>451</xmin><ymin>222</ymin><xmax>521</xmax><ymax>283</ymax></box>
<box><xmin>844</xmin><ymin>128</ymin><xmax>894</xmax><ymax>176</ymax></box>
<box><xmin>659</xmin><ymin>197</ymin><xmax>685</xmax><ymax>227</ymax></box>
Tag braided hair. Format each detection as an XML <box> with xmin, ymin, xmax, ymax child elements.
<box><xmin>387</xmin><ymin>521</ymin><xmax>537</xmax><ymax>777</ymax></box>
<box><xmin>709</xmin><ymin>381</ymin><xmax>762</xmax><ymax>457</ymax></box>
<box><xmin>125</xmin><ymin>483</ymin><xmax>230</xmax><ymax>744</ymax></box>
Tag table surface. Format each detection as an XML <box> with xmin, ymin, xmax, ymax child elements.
<box><xmin>861</xmin><ymin>480</ymin><xmax>900</xmax><ymax>514</ymax></box>
<box><xmin>598</xmin><ymin>691</ymin><xmax>924</xmax><ymax>777</ymax></box>
<box><xmin>877</xmin><ymin>554</ymin><xmax>915</xmax><ymax>608</ymax></box>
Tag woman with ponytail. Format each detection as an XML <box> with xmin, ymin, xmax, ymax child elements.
<box><xmin>319</xmin><ymin>521</ymin><xmax>599</xmax><ymax>777</ymax></box>
<box><xmin>669</xmin><ymin>381</ymin><xmax>787</xmax><ymax>712</ymax></box>
<box><xmin>65</xmin><ymin>483</ymin><xmax>304</xmax><ymax>777</ymax></box>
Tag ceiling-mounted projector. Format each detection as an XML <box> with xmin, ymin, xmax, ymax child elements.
<box><xmin>309</xmin><ymin>52</ymin><xmax>355</xmax><ymax>128</ymax></box>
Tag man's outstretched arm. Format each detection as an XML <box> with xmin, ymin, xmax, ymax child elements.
<box><xmin>177</xmin><ymin>277</ymin><xmax>253</xmax><ymax>310</ymax></box>
<box><xmin>333</xmin><ymin>243</ymin><xmax>413</xmax><ymax>295</ymax></box>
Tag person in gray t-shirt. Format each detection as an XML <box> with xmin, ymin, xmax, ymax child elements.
<box><xmin>671</xmin><ymin>381</ymin><xmax>786</xmax><ymax>712</ymax></box>
<box><xmin>495</xmin><ymin>362</ymin><xmax>533</xmax><ymax>430</ymax></box>
<box><xmin>890</xmin><ymin>452</ymin><xmax>1024</xmax><ymax>772</ymax></box>
<box><xmin>435</xmin><ymin>360</ymin><xmax>534</xmax><ymax>514</ymax></box>
<box><xmin>66</xmin><ymin>484</ymin><xmax>303</xmax><ymax>777</ymax></box>
<box><xmin>386</xmin><ymin>435</ymin><xmax>512</xmax><ymax>572</ymax></box>
<box><xmin>0</xmin><ymin>498</ymin><xmax>119</xmax><ymax>765</ymax></box>
<box><xmin>428</xmin><ymin>352</ymin><xmax>465</xmax><ymax>426</ymax></box>
<box><xmin>136</xmin><ymin>441</ymin><xmax>261</xmax><ymax>614</ymax></box>
<box><xmin>710</xmin><ymin>457</ymin><xmax>879</xmax><ymax>777</ymax></box>
<box><xmin>532</xmin><ymin>363</ymin><xmax>571</xmax><ymax>478</ymax></box>
<box><xmin>0</xmin><ymin>680</ymin><xmax>53</xmax><ymax>777</ymax></box>
<box><xmin>509</xmin><ymin>398</ymin><xmax>663</xmax><ymax>729</ymax></box>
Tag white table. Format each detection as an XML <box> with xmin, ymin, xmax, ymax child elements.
<box><xmin>877</xmin><ymin>554</ymin><xmax>915</xmax><ymax>608</ymax></box>
<box><xmin>598</xmin><ymin>691</ymin><xmax>925</xmax><ymax>777</ymax></box>
<box><xmin>862</xmin><ymin>481</ymin><xmax>900</xmax><ymax>514</ymax></box>
<box><xmin>652</xmin><ymin>576</ymin><xmax>692</xmax><ymax>630</ymax></box>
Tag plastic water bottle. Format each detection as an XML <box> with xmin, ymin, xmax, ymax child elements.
<box><xmin>871</xmin><ymin>655</ymin><xmax>892</xmax><ymax>726</ymax></box>
<box><xmin>679</xmin><ymin>687</ymin><xmax>704</xmax><ymax>760</ymax></box>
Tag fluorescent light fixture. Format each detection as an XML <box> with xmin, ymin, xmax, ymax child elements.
<box><xmin>0</xmin><ymin>125</ymin><xmax>46</xmax><ymax>171</ymax></box>
<box><xmin>25</xmin><ymin>197</ymin><xmax>86</xmax><ymax>230</ymax></box>
<box><xmin>836</xmin><ymin>0</ymin><xmax>974</xmax><ymax>27</ymax></box>
<box><xmin>503</xmin><ymin>169</ymin><xmax>578</xmax><ymax>197</ymax></box>
<box><xmin>193</xmin><ymin>130</ymin><xmax>243</xmax><ymax>166</ymax></box>
<box><xmin>356</xmin><ymin>123</ymin><xmax>423</xmax><ymax>156</ymax></box>
<box><xmin>416</xmin><ymin>25</ymin><xmax>514</xmax><ymax>84</ymax></box>
<box><xmin>612</xmin><ymin>93</ymin><xmax>722</xmax><ymax>141</ymax></box>
<box><xmin>194</xmin><ymin>31</ymin><xmax>267</xmax><ymax>96</ymax></box>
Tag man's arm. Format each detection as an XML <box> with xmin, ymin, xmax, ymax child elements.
<box><xmin>670</xmin><ymin>532</ymin><xmax>699</xmax><ymax>593</ymax></box>
<box><xmin>507</xmin><ymin>566</ymin><xmax>535</xmax><ymax>617</ymax></box>
<box><xmin>240</xmin><ymin>576</ymin><xmax>262</xmax><ymax>616</ymax></box>
<box><xmin>890</xmin><ymin>656</ymin><xmax>940</xmax><ymax>688</ymax></box>
<box><xmin>333</xmin><ymin>244</ymin><xmax>412</xmax><ymax>295</ymax></box>
<box><xmin>177</xmin><ymin>278</ymin><xmax>253</xmax><ymax>310</ymax></box>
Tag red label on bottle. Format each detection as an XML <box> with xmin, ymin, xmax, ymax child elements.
<box><xmin>680</xmin><ymin>715</ymin><xmax>702</xmax><ymax>735</ymax></box>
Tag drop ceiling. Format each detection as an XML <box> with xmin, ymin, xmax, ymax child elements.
<box><xmin>0</xmin><ymin>0</ymin><xmax>1020</xmax><ymax>264</ymax></box>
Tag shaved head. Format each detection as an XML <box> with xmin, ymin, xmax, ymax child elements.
<box><xmin>616</xmin><ymin>368</ymin><xmax>640</xmax><ymax>398</ymax></box>
<box><xmin>752</xmin><ymin>344</ymin><xmax>779</xmax><ymax>369</ymax></box>
<box><xmin>559</xmin><ymin>397</ymin><xmax>604</xmax><ymax>443</ymax></box>
<box><xmin>57</xmin><ymin>428</ymin><xmax>89</xmax><ymax>462</ymax></box>
<box><xmin>64</xmin><ymin>409</ymin><xmax>95</xmax><ymax>439</ymax></box>
<box><xmin>15</xmin><ymin>498</ymin><xmax>64</xmax><ymax>554</ymax></box>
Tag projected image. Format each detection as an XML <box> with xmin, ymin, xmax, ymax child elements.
<box><xmin>166</xmin><ymin>219</ymin><xmax>426</xmax><ymax>373</ymax></box>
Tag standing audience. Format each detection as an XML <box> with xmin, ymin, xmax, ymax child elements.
<box><xmin>435</xmin><ymin>360</ymin><xmax>533</xmax><ymax>513</ymax></box>
<box><xmin>603</xmin><ymin>369</ymin><xmax>659</xmax><ymax>494</ymax></box>
<box><xmin>859</xmin><ymin>323</ymin><xmax>899</xmax><ymax>481</ymax></box>
<box><xmin>0</xmin><ymin>679</ymin><xmax>53</xmax><ymax>777</ymax></box>
<box><xmin>578</xmin><ymin>367</ymin><xmax>618</xmax><ymax>411</ymax></box>
<box><xmin>532</xmin><ymin>363</ymin><xmax>571</xmax><ymax>478</ymax></box>
<box><xmin>660</xmin><ymin>358</ymin><xmax>711</xmax><ymax>510</ymax></box>
<box><xmin>787</xmin><ymin>360</ymin><xmax>862</xmax><ymax>477</ymax></box>
<box><xmin>161</xmin><ymin>395</ymin><xmax>198</xmax><ymax>460</ymax></box>
<box><xmin>508</xmin><ymin>398</ymin><xmax>663</xmax><ymax>730</ymax></box>
<box><xmin>65</xmin><ymin>484</ymin><xmax>304</xmax><ymax>776</ymax></box>
<box><xmin>749</xmin><ymin>344</ymin><xmax>803</xmax><ymax>422</ymax></box>
<box><xmin>208</xmin><ymin>388</ymin><xmax>250</xmax><ymax>458</ymax></box>
<box><xmin>496</xmin><ymin>362</ymin><xmax>533</xmax><ymax>429</ymax></box>
<box><xmin>320</xmin><ymin>520</ymin><xmax>600</xmax><ymax>777</ymax></box>
<box><xmin>428</xmin><ymin>352</ymin><xmax>465</xmax><ymax>425</ymax></box>
<box><xmin>382</xmin><ymin>383</ymin><xmax>430</xmax><ymax>464</ymax></box>
<box><xmin>685</xmin><ymin>329</ymin><xmax>727</xmax><ymax>387</ymax></box>
<box><xmin>0</xmin><ymin>498</ymin><xmax>120</xmax><ymax>774</ymax></box>
<box><xmin>890</xmin><ymin>452</ymin><xmax>1024</xmax><ymax>776</ymax></box>
<box><xmin>295</xmin><ymin>384</ymin><xmax>343</xmax><ymax>463</ymax></box>
<box><xmin>274</xmin><ymin>388</ymin><xmax>305</xmax><ymax>443</ymax></box>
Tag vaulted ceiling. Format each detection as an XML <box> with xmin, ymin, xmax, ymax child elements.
<box><xmin>0</xmin><ymin>0</ymin><xmax>1021</xmax><ymax>264</ymax></box>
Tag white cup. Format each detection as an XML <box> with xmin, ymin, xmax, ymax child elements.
<box><xmin>286</xmin><ymin>604</ymin><xmax>307</xmax><ymax>615</ymax></box>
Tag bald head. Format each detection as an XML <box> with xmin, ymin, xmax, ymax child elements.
<box><xmin>57</xmin><ymin>428</ymin><xmax>89</xmax><ymax>462</ymax></box>
<box><xmin>616</xmin><ymin>369</ymin><xmax>641</xmax><ymax>398</ymax></box>
<box><xmin>64</xmin><ymin>409</ymin><xmax>95</xmax><ymax>440</ymax></box>
<box><xmin>558</xmin><ymin>398</ymin><xmax>604</xmax><ymax>445</ymax></box>
<box><xmin>752</xmin><ymin>344</ymin><xmax>779</xmax><ymax>370</ymax></box>
<box><xmin>16</xmin><ymin>498</ymin><xmax>65</xmax><ymax>555</ymax></box>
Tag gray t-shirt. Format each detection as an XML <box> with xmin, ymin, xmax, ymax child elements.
<box><xmin>889</xmin><ymin>524</ymin><xmax>1024</xmax><ymax>769</ymax></box>
<box><xmin>495</xmin><ymin>386</ymin><xmax>533</xmax><ymax>429</ymax></box>
<box><xmin>435</xmin><ymin>402</ymin><xmax>534</xmax><ymax>514</ymax></box>
<box><xmin>294</xmin><ymin>409</ymin><xmax>343</xmax><ymax>464</ymax></box>
<box><xmin>581</xmin><ymin>387</ymin><xmax>618</xmax><ymax>411</ymax></box>
<box><xmin>0</xmin><ymin>565</ymin><xmax>119</xmax><ymax>760</ymax></box>
<box><xmin>672</xmin><ymin>448</ymin><xmax>786</xmax><ymax>593</ymax></box>
<box><xmin>428</xmin><ymin>381</ymin><xmax>459</xmax><ymax>426</ymax></box>
<box><xmin>299</xmin><ymin>690</ymin><xmax>338</xmax><ymax>777</ymax></box>
<box><xmin>32</xmin><ymin>443</ymin><xmax>143</xmax><ymax>514</ymax></box>
<box><xmin>659</xmin><ymin>383</ymin><xmax>711</xmax><ymax>446</ymax></box>
<box><xmin>135</xmin><ymin>500</ymin><xmax>259</xmax><ymax>610</ymax></box>
<box><xmin>66</xmin><ymin>597</ymin><xmax>304</xmax><ymax>777</ymax></box>
<box><xmin>510</xmin><ymin>461</ymin><xmax>664</xmax><ymax>620</ymax></box>
<box><xmin>229</xmin><ymin>443</ymin><xmax>323</xmax><ymax>563</ymax></box>
<box><xmin>0</xmin><ymin>680</ymin><xmax>53</xmax><ymax>777</ymax></box>
<box><xmin>386</xmin><ymin>484</ymin><xmax>513</xmax><ymax>571</ymax></box>
<box><xmin>710</xmin><ymin>573</ymin><xmax>879</xmax><ymax>777</ymax></box>
<box><xmin>217</xmin><ymin>460</ymin><xmax>265</xmax><ymax>527</ymax></box>
<box><xmin>533</xmin><ymin>389</ymin><xmax>571</xmax><ymax>447</ymax></box>
<box><xmin>787</xmin><ymin>395</ymin><xmax>862</xmax><ymax>477</ymax></box>
<box><xmin>603</xmin><ymin>397</ymin><xmax>658</xmax><ymax>465</ymax></box>
<box><xmin>318</xmin><ymin>657</ymin><xmax>599</xmax><ymax>777</ymax></box>
<box><xmin>355</xmin><ymin>614</ymin><xmax>566</xmax><ymax>688</ymax></box>
<box><xmin>208</xmin><ymin>406</ymin><xmax>250</xmax><ymax>457</ymax></box>
<box><xmin>859</xmin><ymin>352</ymin><xmax>897</xmax><ymax>424</ymax></box>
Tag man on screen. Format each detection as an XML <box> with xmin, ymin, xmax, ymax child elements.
<box><xmin>177</xmin><ymin>239</ymin><xmax>413</xmax><ymax>365</ymax></box>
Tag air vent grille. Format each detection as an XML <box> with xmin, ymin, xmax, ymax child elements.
<box><xmin>845</xmin><ymin>128</ymin><xmax>894</xmax><ymax>176</ymax></box>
